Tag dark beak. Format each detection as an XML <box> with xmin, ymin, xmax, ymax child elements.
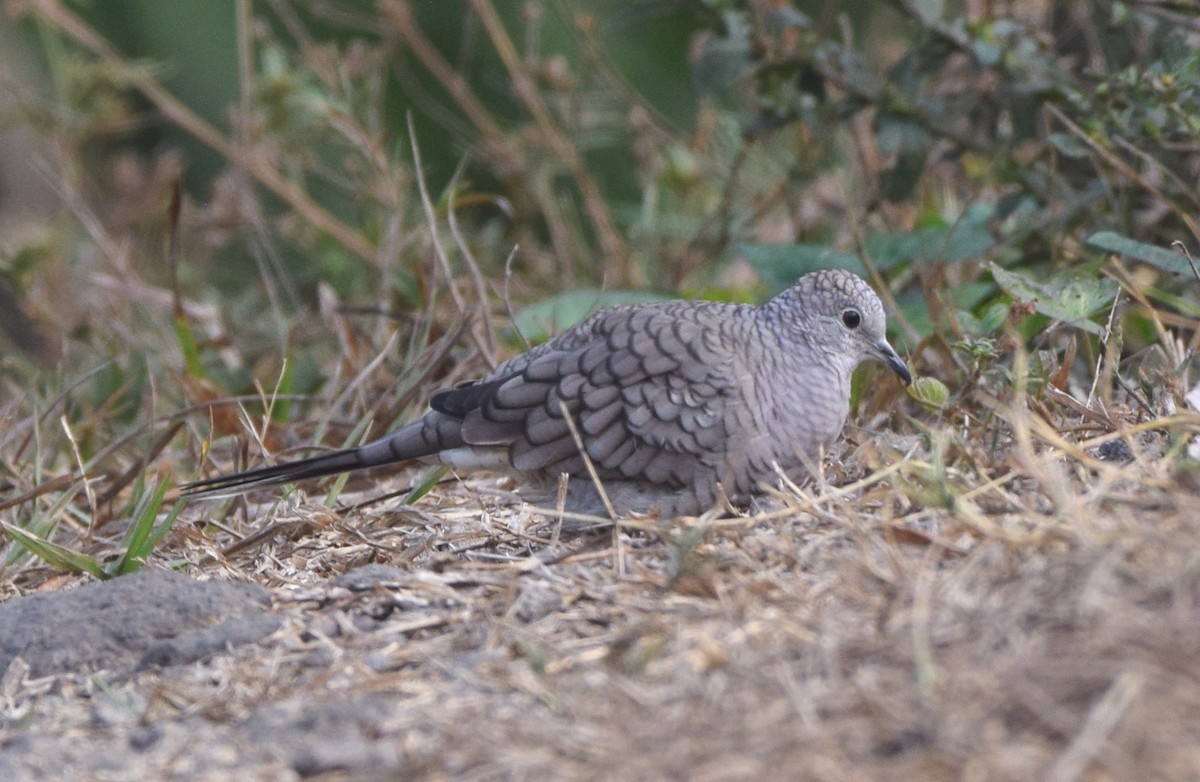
<box><xmin>874</xmin><ymin>341</ymin><xmax>912</xmax><ymax>386</ymax></box>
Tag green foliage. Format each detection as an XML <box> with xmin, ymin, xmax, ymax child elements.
<box><xmin>741</xmin><ymin>203</ymin><xmax>997</xmax><ymax>282</ymax></box>
<box><xmin>1</xmin><ymin>521</ymin><xmax>106</xmax><ymax>578</ymax></box>
<box><xmin>2</xmin><ymin>479</ymin><xmax>181</xmax><ymax>579</ymax></box>
<box><xmin>990</xmin><ymin>263</ymin><xmax>1119</xmax><ymax>336</ymax></box>
<box><xmin>699</xmin><ymin>0</ymin><xmax>1197</xmax><ymax>368</ymax></box>
<box><xmin>403</xmin><ymin>465</ymin><xmax>451</xmax><ymax>506</ymax></box>
<box><xmin>1086</xmin><ymin>231</ymin><xmax>1196</xmax><ymax>277</ymax></box>
<box><xmin>512</xmin><ymin>290</ymin><xmax>671</xmax><ymax>345</ymax></box>
<box><xmin>907</xmin><ymin>376</ymin><xmax>950</xmax><ymax>412</ymax></box>
<box><xmin>111</xmin><ymin>479</ymin><xmax>183</xmax><ymax>576</ymax></box>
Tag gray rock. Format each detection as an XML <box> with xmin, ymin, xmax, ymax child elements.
<box><xmin>0</xmin><ymin>570</ymin><xmax>273</xmax><ymax>677</ymax></box>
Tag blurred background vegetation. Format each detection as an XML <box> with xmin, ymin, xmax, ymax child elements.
<box><xmin>1</xmin><ymin>0</ymin><xmax>1198</xmax><ymax>568</ymax></box>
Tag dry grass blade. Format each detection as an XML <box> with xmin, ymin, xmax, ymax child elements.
<box><xmin>0</xmin><ymin>474</ymin><xmax>77</xmax><ymax>512</ymax></box>
<box><xmin>93</xmin><ymin>422</ymin><xmax>183</xmax><ymax>512</ymax></box>
<box><xmin>13</xmin><ymin>0</ymin><xmax>380</xmax><ymax>264</ymax></box>
<box><xmin>469</xmin><ymin>0</ymin><xmax>629</xmax><ymax>279</ymax></box>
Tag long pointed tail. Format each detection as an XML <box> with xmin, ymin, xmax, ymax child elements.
<box><xmin>182</xmin><ymin>447</ymin><xmax>371</xmax><ymax>497</ymax></box>
<box><xmin>183</xmin><ymin>419</ymin><xmax>444</xmax><ymax>498</ymax></box>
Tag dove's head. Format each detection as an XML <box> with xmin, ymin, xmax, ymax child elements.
<box><xmin>775</xmin><ymin>269</ymin><xmax>911</xmax><ymax>386</ymax></box>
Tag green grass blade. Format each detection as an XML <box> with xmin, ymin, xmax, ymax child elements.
<box><xmin>3</xmin><ymin>485</ymin><xmax>81</xmax><ymax>567</ymax></box>
<box><xmin>173</xmin><ymin>314</ymin><xmax>205</xmax><ymax>379</ymax></box>
<box><xmin>404</xmin><ymin>465</ymin><xmax>449</xmax><ymax>505</ymax></box>
<box><xmin>110</xmin><ymin>478</ymin><xmax>170</xmax><ymax>576</ymax></box>
<box><xmin>271</xmin><ymin>356</ymin><xmax>295</xmax><ymax>423</ymax></box>
<box><xmin>322</xmin><ymin>413</ymin><xmax>374</xmax><ymax>508</ymax></box>
<box><xmin>141</xmin><ymin>498</ymin><xmax>184</xmax><ymax>556</ymax></box>
<box><xmin>1</xmin><ymin>521</ymin><xmax>106</xmax><ymax>578</ymax></box>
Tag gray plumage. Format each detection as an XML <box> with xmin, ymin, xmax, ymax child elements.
<box><xmin>184</xmin><ymin>269</ymin><xmax>911</xmax><ymax>517</ymax></box>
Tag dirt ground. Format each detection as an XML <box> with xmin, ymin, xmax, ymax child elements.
<box><xmin>2</xmin><ymin>424</ymin><xmax>1199</xmax><ymax>782</ymax></box>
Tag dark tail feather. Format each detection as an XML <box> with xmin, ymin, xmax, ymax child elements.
<box><xmin>182</xmin><ymin>418</ymin><xmax>460</xmax><ymax>499</ymax></box>
<box><xmin>182</xmin><ymin>447</ymin><xmax>371</xmax><ymax>498</ymax></box>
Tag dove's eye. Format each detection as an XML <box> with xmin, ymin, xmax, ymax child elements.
<box><xmin>841</xmin><ymin>308</ymin><xmax>862</xmax><ymax>329</ymax></box>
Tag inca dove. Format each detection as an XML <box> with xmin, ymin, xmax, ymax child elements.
<box><xmin>185</xmin><ymin>269</ymin><xmax>910</xmax><ymax>517</ymax></box>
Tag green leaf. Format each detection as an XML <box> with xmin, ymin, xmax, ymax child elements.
<box><xmin>877</xmin><ymin>116</ymin><xmax>929</xmax><ymax>156</ymax></box>
<box><xmin>1047</xmin><ymin>132</ymin><xmax>1091</xmax><ymax>159</ymax></box>
<box><xmin>954</xmin><ymin>337</ymin><xmax>999</xmax><ymax>363</ymax></box>
<box><xmin>893</xmin><ymin>284</ymin><xmax>996</xmax><ymax>346</ymax></box>
<box><xmin>866</xmin><ymin>222</ymin><xmax>995</xmax><ymax>267</ymax></box>
<box><xmin>1086</xmin><ymin>231</ymin><xmax>1196</xmax><ymax>276</ymax></box>
<box><xmin>957</xmin><ymin>300</ymin><xmax>1009</xmax><ymax>335</ymax></box>
<box><xmin>111</xmin><ymin>479</ymin><xmax>180</xmax><ymax>576</ymax></box>
<box><xmin>882</xmin><ymin>147</ymin><xmax>931</xmax><ymax>202</ymax></box>
<box><xmin>740</xmin><ymin>243</ymin><xmax>863</xmax><ymax>291</ymax></box>
<box><xmin>1142</xmin><ymin>285</ymin><xmax>1200</xmax><ymax>319</ymax></box>
<box><xmin>323</xmin><ymin>413</ymin><xmax>376</xmax><ymax>507</ymax></box>
<box><xmin>139</xmin><ymin>500</ymin><xmax>183</xmax><ymax>559</ymax></box>
<box><xmin>271</xmin><ymin>357</ymin><xmax>295</xmax><ymax>423</ymax></box>
<box><xmin>512</xmin><ymin>290</ymin><xmax>670</xmax><ymax>345</ymax></box>
<box><xmin>971</xmin><ymin>39</ymin><xmax>1003</xmax><ymax>68</ymax></box>
<box><xmin>1</xmin><ymin>522</ymin><xmax>106</xmax><ymax>578</ymax></box>
<box><xmin>404</xmin><ymin>465</ymin><xmax>449</xmax><ymax>505</ymax></box>
<box><xmin>907</xmin><ymin>376</ymin><xmax>950</xmax><ymax>411</ymax></box>
<box><xmin>990</xmin><ymin>263</ymin><xmax>1117</xmax><ymax>335</ymax></box>
<box><xmin>742</xmin><ymin>205</ymin><xmax>998</xmax><ymax>293</ymax></box>
<box><xmin>4</xmin><ymin>484</ymin><xmax>81</xmax><ymax>567</ymax></box>
<box><xmin>691</xmin><ymin>11</ymin><xmax>753</xmax><ymax>96</ymax></box>
<box><xmin>174</xmin><ymin>315</ymin><xmax>205</xmax><ymax>379</ymax></box>
<box><xmin>911</xmin><ymin>0</ymin><xmax>946</xmax><ymax>24</ymax></box>
<box><xmin>112</xmin><ymin>479</ymin><xmax>161</xmax><ymax>574</ymax></box>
